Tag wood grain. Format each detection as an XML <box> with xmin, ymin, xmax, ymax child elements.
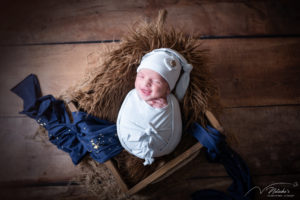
<box><xmin>1</xmin><ymin>38</ymin><xmax>299</xmax><ymax>116</ymax></box>
<box><xmin>1</xmin><ymin>39</ymin><xmax>298</xmax><ymax>183</ymax></box>
<box><xmin>205</xmin><ymin>37</ymin><xmax>300</xmax><ymax>107</ymax></box>
<box><xmin>127</xmin><ymin>143</ymin><xmax>202</xmax><ymax>196</ymax></box>
<box><xmin>0</xmin><ymin>117</ymin><xmax>82</xmax><ymax>183</ymax></box>
<box><xmin>0</xmin><ymin>43</ymin><xmax>115</xmax><ymax>116</ymax></box>
<box><xmin>220</xmin><ymin>106</ymin><xmax>300</xmax><ymax>176</ymax></box>
<box><xmin>141</xmin><ymin>173</ymin><xmax>300</xmax><ymax>200</ymax></box>
<box><xmin>0</xmin><ymin>106</ymin><xmax>298</xmax><ymax>184</ymax></box>
<box><xmin>1</xmin><ymin>174</ymin><xmax>299</xmax><ymax>200</ymax></box>
<box><xmin>0</xmin><ymin>1</ymin><xmax>299</xmax><ymax>198</ymax></box>
<box><xmin>146</xmin><ymin>105</ymin><xmax>300</xmax><ymax>179</ymax></box>
<box><xmin>1</xmin><ymin>0</ymin><xmax>299</xmax><ymax>44</ymax></box>
<box><xmin>0</xmin><ymin>184</ymin><xmax>98</xmax><ymax>200</ymax></box>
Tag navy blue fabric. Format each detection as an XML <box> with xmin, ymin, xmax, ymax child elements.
<box><xmin>10</xmin><ymin>74</ymin><xmax>42</xmax><ymax>112</ymax></box>
<box><xmin>12</xmin><ymin>74</ymin><xmax>253</xmax><ymax>199</ymax></box>
<box><xmin>189</xmin><ymin>123</ymin><xmax>254</xmax><ymax>200</ymax></box>
<box><xmin>11</xmin><ymin>74</ymin><xmax>123</xmax><ymax>165</ymax></box>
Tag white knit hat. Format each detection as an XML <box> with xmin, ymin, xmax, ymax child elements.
<box><xmin>137</xmin><ymin>48</ymin><xmax>193</xmax><ymax>100</ymax></box>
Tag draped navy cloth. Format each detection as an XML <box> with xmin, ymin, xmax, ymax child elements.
<box><xmin>12</xmin><ymin>74</ymin><xmax>253</xmax><ymax>199</ymax></box>
<box><xmin>189</xmin><ymin>123</ymin><xmax>254</xmax><ymax>200</ymax></box>
<box><xmin>11</xmin><ymin>74</ymin><xmax>123</xmax><ymax>165</ymax></box>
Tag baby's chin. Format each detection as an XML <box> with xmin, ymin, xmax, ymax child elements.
<box><xmin>138</xmin><ymin>93</ymin><xmax>152</xmax><ymax>101</ymax></box>
<box><xmin>137</xmin><ymin>92</ymin><xmax>155</xmax><ymax>102</ymax></box>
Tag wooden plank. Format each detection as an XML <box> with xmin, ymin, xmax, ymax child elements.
<box><xmin>0</xmin><ymin>41</ymin><xmax>299</xmax><ymax>186</ymax></box>
<box><xmin>205</xmin><ymin>110</ymin><xmax>224</xmax><ymax>132</ymax></box>
<box><xmin>0</xmin><ymin>117</ymin><xmax>82</xmax><ymax>182</ymax></box>
<box><xmin>143</xmin><ymin>105</ymin><xmax>300</xmax><ymax>179</ymax></box>
<box><xmin>104</xmin><ymin>160</ymin><xmax>129</xmax><ymax>192</ymax></box>
<box><xmin>0</xmin><ymin>0</ymin><xmax>299</xmax><ymax>44</ymax></box>
<box><xmin>206</xmin><ymin>37</ymin><xmax>300</xmax><ymax>107</ymax></box>
<box><xmin>1</xmin><ymin>106</ymin><xmax>298</xmax><ymax>185</ymax></box>
<box><xmin>104</xmin><ymin>110</ymin><xmax>220</xmax><ymax>196</ymax></box>
<box><xmin>1</xmin><ymin>38</ymin><xmax>299</xmax><ymax>116</ymax></box>
<box><xmin>127</xmin><ymin>143</ymin><xmax>202</xmax><ymax>196</ymax></box>
<box><xmin>199</xmin><ymin>106</ymin><xmax>300</xmax><ymax>176</ymax></box>
<box><xmin>219</xmin><ymin>106</ymin><xmax>300</xmax><ymax>176</ymax></box>
<box><xmin>129</xmin><ymin>103</ymin><xmax>300</xmax><ymax>199</ymax></box>
<box><xmin>0</xmin><ymin>43</ymin><xmax>113</xmax><ymax>116</ymax></box>
<box><xmin>139</xmin><ymin>174</ymin><xmax>300</xmax><ymax>200</ymax></box>
<box><xmin>1</xmin><ymin>174</ymin><xmax>298</xmax><ymax>200</ymax></box>
<box><xmin>0</xmin><ymin>185</ymin><xmax>99</xmax><ymax>200</ymax></box>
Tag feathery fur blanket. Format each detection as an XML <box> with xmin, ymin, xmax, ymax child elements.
<box><xmin>58</xmin><ymin>10</ymin><xmax>221</xmax><ymax>199</ymax></box>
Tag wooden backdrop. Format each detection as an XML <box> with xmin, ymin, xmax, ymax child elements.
<box><xmin>0</xmin><ymin>0</ymin><xmax>299</xmax><ymax>199</ymax></box>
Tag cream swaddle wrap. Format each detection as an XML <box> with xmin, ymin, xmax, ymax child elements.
<box><xmin>117</xmin><ymin>48</ymin><xmax>193</xmax><ymax>165</ymax></box>
<box><xmin>117</xmin><ymin>89</ymin><xmax>182</xmax><ymax>165</ymax></box>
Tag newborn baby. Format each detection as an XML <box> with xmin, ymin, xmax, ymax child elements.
<box><xmin>117</xmin><ymin>48</ymin><xmax>193</xmax><ymax>165</ymax></box>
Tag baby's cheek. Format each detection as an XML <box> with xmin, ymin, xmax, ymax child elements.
<box><xmin>134</xmin><ymin>79</ymin><xmax>139</xmax><ymax>88</ymax></box>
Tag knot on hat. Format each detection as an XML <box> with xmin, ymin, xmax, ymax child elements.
<box><xmin>184</xmin><ymin>63</ymin><xmax>193</xmax><ymax>73</ymax></box>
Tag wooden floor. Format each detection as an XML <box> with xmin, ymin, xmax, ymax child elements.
<box><xmin>0</xmin><ymin>0</ymin><xmax>300</xmax><ymax>199</ymax></box>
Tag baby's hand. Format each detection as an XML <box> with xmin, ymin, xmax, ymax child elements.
<box><xmin>147</xmin><ymin>98</ymin><xmax>168</xmax><ymax>108</ymax></box>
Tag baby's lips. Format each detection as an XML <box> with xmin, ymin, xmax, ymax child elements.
<box><xmin>141</xmin><ymin>88</ymin><xmax>151</xmax><ymax>96</ymax></box>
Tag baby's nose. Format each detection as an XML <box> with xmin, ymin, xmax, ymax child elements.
<box><xmin>144</xmin><ymin>79</ymin><xmax>151</xmax><ymax>87</ymax></box>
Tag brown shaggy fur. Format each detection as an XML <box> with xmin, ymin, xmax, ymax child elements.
<box><xmin>62</xmin><ymin>10</ymin><xmax>221</xmax><ymax>195</ymax></box>
<box><xmin>70</xmin><ymin>10</ymin><xmax>219</xmax><ymax>127</ymax></box>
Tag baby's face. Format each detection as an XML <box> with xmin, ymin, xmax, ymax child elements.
<box><xmin>135</xmin><ymin>68</ymin><xmax>170</xmax><ymax>101</ymax></box>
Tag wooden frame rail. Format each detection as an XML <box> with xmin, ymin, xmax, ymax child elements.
<box><xmin>105</xmin><ymin>110</ymin><xmax>224</xmax><ymax>197</ymax></box>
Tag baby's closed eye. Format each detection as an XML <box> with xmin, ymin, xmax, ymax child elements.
<box><xmin>153</xmin><ymin>79</ymin><xmax>162</xmax><ymax>84</ymax></box>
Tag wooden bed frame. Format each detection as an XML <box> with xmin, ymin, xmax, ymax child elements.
<box><xmin>104</xmin><ymin>110</ymin><xmax>224</xmax><ymax>198</ymax></box>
